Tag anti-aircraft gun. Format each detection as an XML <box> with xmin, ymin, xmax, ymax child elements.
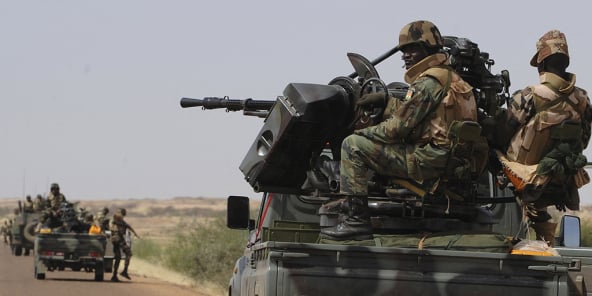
<box><xmin>183</xmin><ymin>36</ymin><xmax>591</xmax><ymax>296</ymax></box>
<box><xmin>182</xmin><ymin>35</ymin><xmax>512</xmax><ymax>200</ymax></box>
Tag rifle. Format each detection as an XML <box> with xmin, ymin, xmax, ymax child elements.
<box><xmin>180</xmin><ymin>96</ymin><xmax>276</xmax><ymax>118</ymax></box>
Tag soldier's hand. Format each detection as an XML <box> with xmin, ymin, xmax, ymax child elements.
<box><xmin>356</xmin><ymin>92</ymin><xmax>388</xmax><ymax>107</ymax></box>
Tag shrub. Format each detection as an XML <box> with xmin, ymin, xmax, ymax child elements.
<box><xmin>162</xmin><ymin>216</ymin><xmax>246</xmax><ymax>288</ymax></box>
<box><xmin>133</xmin><ymin>238</ymin><xmax>163</xmax><ymax>262</ymax></box>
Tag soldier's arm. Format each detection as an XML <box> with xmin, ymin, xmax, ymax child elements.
<box><xmin>123</xmin><ymin>221</ymin><xmax>140</xmax><ymax>238</ymax></box>
<box><xmin>355</xmin><ymin>77</ymin><xmax>441</xmax><ymax>143</ymax></box>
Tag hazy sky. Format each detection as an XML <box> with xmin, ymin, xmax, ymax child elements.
<box><xmin>3</xmin><ymin>0</ymin><xmax>592</xmax><ymax>204</ymax></box>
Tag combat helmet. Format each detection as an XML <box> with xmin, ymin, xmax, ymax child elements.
<box><xmin>394</xmin><ymin>20</ymin><xmax>443</xmax><ymax>52</ymax></box>
<box><xmin>530</xmin><ymin>30</ymin><xmax>569</xmax><ymax>67</ymax></box>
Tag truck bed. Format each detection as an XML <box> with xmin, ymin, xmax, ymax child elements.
<box><xmin>247</xmin><ymin>241</ymin><xmax>575</xmax><ymax>296</ymax></box>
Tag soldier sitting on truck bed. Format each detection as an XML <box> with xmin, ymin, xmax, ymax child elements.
<box><xmin>54</xmin><ymin>202</ymin><xmax>91</xmax><ymax>233</ymax></box>
<box><xmin>95</xmin><ymin>207</ymin><xmax>110</xmax><ymax>232</ymax></box>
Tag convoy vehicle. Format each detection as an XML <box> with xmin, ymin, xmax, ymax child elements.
<box><xmin>34</xmin><ymin>231</ymin><xmax>107</xmax><ymax>281</ymax></box>
<box><xmin>183</xmin><ymin>36</ymin><xmax>592</xmax><ymax>295</ymax></box>
<box><xmin>33</xmin><ymin>202</ymin><xmax>112</xmax><ymax>280</ymax></box>
<box><xmin>10</xmin><ymin>201</ymin><xmax>40</xmax><ymax>256</ymax></box>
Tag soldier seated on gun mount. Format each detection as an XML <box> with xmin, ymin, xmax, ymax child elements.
<box><xmin>320</xmin><ymin>20</ymin><xmax>485</xmax><ymax>241</ymax></box>
<box><xmin>47</xmin><ymin>183</ymin><xmax>67</xmax><ymax>211</ymax></box>
<box><xmin>52</xmin><ymin>202</ymin><xmax>92</xmax><ymax>233</ymax></box>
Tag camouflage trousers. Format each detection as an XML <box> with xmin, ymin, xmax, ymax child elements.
<box><xmin>340</xmin><ymin>134</ymin><xmax>409</xmax><ymax>195</ymax></box>
<box><xmin>112</xmin><ymin>240</ymin><xmax>132</xmax><ymax>259</ymax></box>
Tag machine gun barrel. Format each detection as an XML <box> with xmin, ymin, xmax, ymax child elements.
<box><xmin>180</xmin><ymin>97</ymin><xmax>276</xmax><ymax>118</ymax></box>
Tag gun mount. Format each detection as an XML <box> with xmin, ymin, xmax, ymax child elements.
<box><xmin>182</xmin><ymin>35</ymin><xmax>511</xmax><ymax>198</ymax></box>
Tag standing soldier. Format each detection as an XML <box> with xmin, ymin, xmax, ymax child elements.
<box><xmin>1</xmin><ymin>221</ymin><xmax>8</xmax><ymax>244</ymax></box>
<box><xmin>498</xmin><ymin>30</ymin><xmax>592</xmax><ymax>246</ymax></box>
<box><xmin>95</xmin><ymin>207</ymin><xmax>110</xmax><ymax>231</ymax></box>
<box><xmin>33</xmin><ymin>194</ymin><xmax>45</xmax><ymax>212</ymax></box>
<box><xmin>47</xmin><ymin>183</ymin><xmax>67</xmax><ymax>210</ymax></box>
<box><xmin>109</xmin><ymin>208</ymin><xmax>140</xmax><ymax>282</ymax></box>
<box><xmin>23</xmin><ymin>195</ymin><xmax>34</xmax><ymax>213</ymax></box>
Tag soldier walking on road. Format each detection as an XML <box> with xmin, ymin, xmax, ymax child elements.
<box><xmin>1</xmin><ymin>221</ymin><xmax>8</xmax><ymax>244</ymax></box>
<box><xmin>110</xmin><ymin>208</ymin><xmax>140</xmax><ymax>282</ymax></box>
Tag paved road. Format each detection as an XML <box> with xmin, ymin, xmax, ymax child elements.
<box><xmin>0</xmin><ymin>243</ymin><xmax>207</xmax><ymax>296</ymax></box>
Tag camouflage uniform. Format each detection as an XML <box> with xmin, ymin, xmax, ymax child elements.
<box><xmin>1</xmin><ymin>221</ymin><xmax>8</xmax><ymax>244</ymax></box>
<box><xmin>502</xmin><ymin>30</ymin><xmax>592</xmax><ymax>246</ymax></box>
<box><xmin>23</xmin><ymin>196</ymin><xmax>34</xmax><ymax>213</ymax></box>
<box><xmin>322</xmin><ymin>20</ymin><xmax>478</xmax><ymax>240</ymax></box>
<box><xmin>95</xmin><ymin>207</ymin><xmax>110</xmax><ymax>231</ymax></box>
<box><xmin>341</xmin><ymin>29</ymin><xmax>477</xmax><ymax>195</ymax></box>
<box><xmin>47</xmin><ymin>191</ymin><xmax>66</xmax><ymax>210</ymax></box>
<box><xmin>110</xmin><ymin>209</ymin><xmax>138</xmax><ymax>281</ymax></box>
<box><xmin>32</xmin><ymin>195</ymin><xmax>45</xmax><ymax>212</ymax></box>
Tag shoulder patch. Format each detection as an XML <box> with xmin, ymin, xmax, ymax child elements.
<box><xmin>405</xmin><ymin>89</ymin><xmax>414</xmax><ymax>100</ymax></box>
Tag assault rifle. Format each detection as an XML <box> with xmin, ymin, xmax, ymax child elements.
<box><xmin>180</xmin><ymin>96</ymin><xmax>275</xmax><ymax>118</ymax></box>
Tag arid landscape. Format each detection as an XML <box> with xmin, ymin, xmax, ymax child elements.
<box><xmin>2</xmin><ymin>195</ymin><xmax>592</xmax><ymax>295</ymax></box>
<box><xmin>0</xmin><ymin>196</ymin><xmax>261</xmax><ymax>295</ymax></box>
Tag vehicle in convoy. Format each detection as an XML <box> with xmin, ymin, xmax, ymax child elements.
<box><xmin>34</xmin><ymin>231</ymin><xmax>107</xmax><ymax>280</ymax></box>
<box><xmin>182</xmin><ymin>36</ymin><xmax>592</xmax><ymax>295</ymax></box>
<box><xmin>33</xmin><ymin>203</ymin><xmax>113</xmax><ymax>281</ymax></box>
<box><xmin>10</xmin><ymin>201</ymin><xmax>40</xmax><ymax>256</ymax></box>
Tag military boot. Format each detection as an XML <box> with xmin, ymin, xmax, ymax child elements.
<box><xmin>532</xmin><ymin>222</ymin><xmax>558</xmax><ymax>247</ymax></box>
<box><xmin>320</xmin><ymin>196</ymin><xmax>372</xmax><ymax>241</ymax></box>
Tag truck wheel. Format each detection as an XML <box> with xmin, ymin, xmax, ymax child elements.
<box><xmin>23</xmin><ymin>222</ymin><xmax>37</xmax><ymax>244</ymax></box>
<box><xmin>24</xmin><ymin>248</ymin><xmax>30</xmax><ymax>256</ymax></box>
<box><xmin>14</xmin><ymin>246</ymin><xmax>22</xmax><ymax>256</ymax></box>
<box><xmin>94</xmin><ymin>262</ymin><xmax>104</xmax><ymax>281</ymax></box>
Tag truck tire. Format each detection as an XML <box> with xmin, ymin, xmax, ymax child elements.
<box><xmin>23</xmin><ymin>222</ymin><xmax>37</xmax><ymax>244</ymax></box>
<box><xmin>94</xmin><ymin>262</ymin><xmax>104</xmax><ymax>281</ymax></box>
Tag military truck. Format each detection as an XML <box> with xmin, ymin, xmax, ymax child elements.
<box><xmin>10</xmin><ymin>201</ymin><xmax>40</xmax><ymax>256</ymax></box>
<box><xmin>33</xmin><ymin>202</ymin><xmax>109</xmax><ymax>281</ymax></box>
<box><xmin>182</xmin><ymin>36</ymin><xmax>592</xmax><ymax>295</ymax></box>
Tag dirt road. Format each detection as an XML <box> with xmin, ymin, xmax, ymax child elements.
<box><xmin>0</xmin><ymin>243</ymin><xmax>209</xmax><ymax>296</ymax></box>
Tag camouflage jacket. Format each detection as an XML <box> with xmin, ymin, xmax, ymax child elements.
<box><xmin>109</xmin><ymin>218</ymin><xmax>129</xmax><ymax>242</ymax></box>
<box><xmin>355</xmin><ymin>53</ymin><xmax>476</xmax><ymax>147</ymax></box>
<box><xmin>507</xmin><ymin>72</ymin><xmax>591</xmax><ymax>165</ymax></box>
<box><xmin>47</xmin><ymin>193</ymin><xmax>66</xmax><ymax>210</ymax></box>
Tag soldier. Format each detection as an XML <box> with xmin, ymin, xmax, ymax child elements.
<box><xmin>321</xmin><ymin>20</ymin><xmax>480</xmax><ymax>240</ymax></box>
<box><xmin>498</xmin><ymin>30</ymin><xmax>592</xmax><ymax>246</ymax></box>
<box><xmin>46</xmin><ymin>183</ymin><xmax>67</xmax><ymax>211</ymax></box>
<box><xmin>23</xmin><ymin>195</ymin><xmax>34</xmax><ymax>213</ymax></box>
<box><xmin>33</xmin><ymin>194</ymin><xmax>45</xmax><ymax>212</ymax></box>
<box><xmin>95</xmin><ymin>207</ymin><xmax>110</xmax><ymax>231</ymax></box>
<box><xmin>110</xmin><ymin>208</ymin><xmax>140</xmax><ymax>282</ymax></box>
<box><xmin>1</xmin><ymin>220</ymin><xmax>8</xmax><ymax>244</ymax></box>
